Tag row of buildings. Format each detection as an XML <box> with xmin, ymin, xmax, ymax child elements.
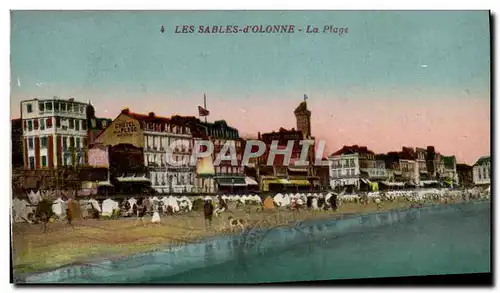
<box><xmin>11</xmin><ymin>96</ymin><xmax>491</xmax><ymax>195</ymax></box>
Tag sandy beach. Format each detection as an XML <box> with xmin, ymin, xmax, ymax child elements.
<box><xmin>12</xmin><ymin>197</ymin><xmax>465</xmax><ymax>276</ymax></box>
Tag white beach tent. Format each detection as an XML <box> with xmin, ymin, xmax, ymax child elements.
<box><xmin>273</xmin><ymin>193</ymin><xmax>291</xmax><ymax>207</ymax></box>
<box><xmin>52</xmin><ymin>197</ymin><xmax>67</xmax><ymax>219</ymax></box>
<box><xmin>127</xmin><ymin>198</ymin><xmax>138</xmax><ymax>214</ymax></box>
<box><xmin>167</xmin><ymin>196</ymin><xmax>180</xmax><ymax>213</ymax></box>
<box><xmin>101</xmin><ymin>198</ymin><xmax>119</xmax><ymax>217</ymax></box>
<box><xmin>28</xmin><ymin>190</ymin><xmax>42</xmax><ymax>205</ymax></box>
<box><xmin>88</xmin><ymin>198</ymin><xmax>102</xmax><ymax>213</ymax></box>
<box><xmin>12</xmin><ymin>198</ymin><xmax>30</xmax><ymax>223</ymax></box>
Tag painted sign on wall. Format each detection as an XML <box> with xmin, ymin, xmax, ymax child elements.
<box><xmin>94</xmin><ymin>113</ymin><xmax>144</xmax><ymax>148</ymax></box>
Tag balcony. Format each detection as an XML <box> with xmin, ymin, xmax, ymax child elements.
<box><xmin>330</xmin><ymin>173</ymin><xmax>359</xmax><ymax>179</ymax></box>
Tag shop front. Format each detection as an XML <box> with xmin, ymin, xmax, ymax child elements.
<box><xmin>215</xmin><ymin>176</ymin><xmax>247</xmax><ymax>194</ymax></box>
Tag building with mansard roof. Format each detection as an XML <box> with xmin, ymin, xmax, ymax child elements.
<box><xmin>94</xmin><ymin>108</ymin><xmax>195</xmax><ymax>194</ymax></box>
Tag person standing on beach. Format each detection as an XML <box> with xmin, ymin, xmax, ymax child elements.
<box><xmin>65</xmin><ymin>196</ymin><xmax>74</xmax><ymax>227</ymax></box>
<box><xmin>204</xmin><ymin>198</ymin><xmax>214</xmax><ymax>229</ymax></box>
<box><xmin>136</xmin><ymin>197</ymin><xmax>147</xmax><ymax>227</ymax></box>
<box><xmin>329</xmin><ymin>193</ymin><xmax>338</xmax><ymax>211</ymax></box>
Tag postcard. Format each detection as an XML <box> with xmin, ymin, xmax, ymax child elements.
<box><xmin>10</xmin><ymin>10</ymin><xmax>491</xmax><ymax>285</ymax></box>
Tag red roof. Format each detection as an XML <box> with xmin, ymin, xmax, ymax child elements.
<box><xmin>331</xmin><ymin>145</ymin><xmax>374</xmax><ymax>156</ymax></box>
<box><xmin>121</xmin><ymin>108</ymin><xmax>170</xmax><ymax>123</ymax></box>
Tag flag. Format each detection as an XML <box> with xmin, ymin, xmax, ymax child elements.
<box><xmin>304</xmin><ymin>94</ymin><xmax>308</xmax><ymax>101</ymax></box>
<box><xmin>198</xmin><ymin>106</ymin><xmax>210</xmax><ymax>117</ymax></box>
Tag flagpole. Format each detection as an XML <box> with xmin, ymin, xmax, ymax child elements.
<box><xmin>204</xmin><ymin>93</ymin><xmax>207</xmax><ymax>123</ymax></box>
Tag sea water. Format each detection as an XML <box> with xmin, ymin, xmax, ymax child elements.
<box><xmin>22</xmin><ymin>201</ymin><xmax>491</xmax><ymax>284</ymax></box>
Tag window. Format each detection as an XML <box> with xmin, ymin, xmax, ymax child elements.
<box><xmin>33</xmin><ymin>119</ymin><xmax>39</xmax><ymax>130</ymax></box>
<box><xmin>82</xmin><ymin>120</ymin><xmax>87</xmax><ymax>130</ymax></box>
<box><xmin>39</xmin><ymin>102</ymin><xmax>45</xmax><ymax>112</ymax></box>
<box><xmin>61</xmin><ymin>103</ymin><xmax>67</xmax><ymax>112</ymax></box>
<box><xmin>40</xmin><ymin>137</ymin><xmax>48</xmax><ymax>148</ymax></box>
<box><xmin>70</xmin><ymin>137</ymin><xmax>75</xmax><ymax>148</ymax></box>
<box><xmin>55</xmin><ymin>117</ymin><xmax>61</xmax><ymax>128</ymax></box>
<box><xmin>488</xmin><ymin>169</ymin><xmax>491</xmax><ymax>179</ymax></box>
<box><xmin>26</xmin><ymin>103</ymin><xmax>33</xmax><ymax>113</ymax></box>
<box><xmin>76</xmin><ymin>137</ymin><xmax>80</xmax><ymax>149</ymax></box>
<box><xmin>27</xmin><ymin>120</ymin><xmax>33</xmax><ymax>131</ymax></box>
<box><xmin>28</xmin><ymin>157</ymin><xmax>35</xmax><ymax>169</ymax></box>
<box><xmin>28</xmin><ymin>138</ymin><xmax>34</xmax><ymax>149</ymax></box>
<box><xmin>54</xmin><ymin>102</ymin><xmax>60</xmax><ymax>111</ymax></box>
<box><xmin>75</xmin><ymin>119</ymin><xmax>80</xmax><ymax>131</ymax></box>
<box><xmin>46</xmin><ymin>102</ymin><xmax>53</xmax><ymax>111</ymax></box>
<box><xmin>69</xmin><ymin>119</ymin><xmax>74</xmax><ymax>129</ymax></box>
<box><xmin>62</xmin><ymin>137</ymin><xmax>67</xmax><ymax>150</ymax></box>
<box><xmin>41</xmin><ymin>156</ymin><xmax>47</xmax><ymax>167</ymax></box>
<box><xmin>40</xmin><ymin>118</ymin><xmax>45</xmax><ymax>130</ymax></box>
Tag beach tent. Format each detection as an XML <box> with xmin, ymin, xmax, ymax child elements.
<box><xmin>325</xmin><ymin>192</ymin><xmax>333</xmax><ymax>202</ymax></box>
<box><xmin>12</xmin><ymin>198</ymin><xmax>30</xmax><ymax>223</ymax></box>
<box><xmin>78</xmin><ymin>199</ymin><xmax>92</xmax><ymax>218</ymax></box>
<box><xmin>249</xmin><ymin>194</ymin><xmax>262</xmax><ymax>203</ymax></box>
<box><xmin>52</xmin><ymin>197</ymin><xmax>67</xmax><ymax>219</ymax></box>
<box><xmin>262</xmin><ymin>196</ymin><xmax>275</xmax><ymax>210</ymax></box>
<box><xmin>178</xmin><ymin>196</ymin><xmax>193</xmax><ymax>211</ymax></box>
<box><xmin>88</xmin><ymin>199</ymin><xmax>102</xmax><ymax>213</ymax></box>
<box><xmin>167</xmin><ymin>196</ymin><xmax>180</xmax><ymax>213</ymax></box>
<box><xmin>101</xmin><ymin>198</ymin><xmax>119</xmax><ymax>217</ymax></box>
<box><xmin>127</xmin><ymin>198</ymin><xmax>138</xmax><ymax>214</ymax></box>
<box><xmin>273</xmin><ymin>193</ymin><xmax>291</xmax><ymax>207</ymax></box>
<box><xmin>28</xmin><ymin>190</ymin><xmax>42</xmax><ymax>205</ymax></box>
<box><xmin>311</xmin><ymin>197</ymin><xmax>319</xmax><ymax>210</ymax></box>
<box><xmin>240</xmin><ymin>195</ymin><xmax>249</xmax><ymax>203</ymax></box>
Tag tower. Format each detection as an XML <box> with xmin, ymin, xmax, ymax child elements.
<box><xmin>294</xmin><ymin>101</ymin><xmax>311</xmax><ymax>139</ymax></box>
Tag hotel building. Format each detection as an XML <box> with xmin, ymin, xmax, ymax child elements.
<box><xmin>21</xmin><ymin>97</ymin><xmax>89</xmax><ymax>170</ymax></box>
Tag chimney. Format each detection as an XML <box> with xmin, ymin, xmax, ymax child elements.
<box><xmin>121</xmin><ymin>108</ymin><xmax>130</xmax><ymax>114</ymax></box>
<box><xmin>149</xmin><ymin>112</ymin><xmax>155</xmax><ymax>117</ymax></box>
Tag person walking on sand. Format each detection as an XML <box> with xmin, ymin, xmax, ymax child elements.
<box><xmin>136</xmin><ymin>197</ymin><xmax>147</xmax><ymax>227</ymax></box>
<box><xmin>204</xmin><ymin>197</ymin><xmax>214</xmax><ymax>229</ymax></box>
<box><xmin>214</xmin><ymin>195</ymin><xmax>228</xmax><ymax>217</ymax></box>
<box><xmin>65</xmin><ymin>196</ymin><xmax>74</xmax><ymax>228</ymax></box>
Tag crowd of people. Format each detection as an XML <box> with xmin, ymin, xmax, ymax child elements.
<box><xmin>11</xmin><ymin>186</ymin><xmax>491</xmax><ymax>233</ymax></box>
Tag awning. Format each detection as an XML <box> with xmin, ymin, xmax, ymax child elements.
<box><xmin>381</xmin><ymin>181</ymin><xmax>405</xmax><ymax>187</ymax></box>
<box><xmin>289</xmin><ymin>179</ymin><xmax>311</xmax><ymax>186</ymax></box>
<box><xmin>97</xmin><ymin>181</ymin><xmax>113</xmax><ymax>187</ymax></box>
<box><xmin>361</xmin><ymin>178</ymin><xmax>371</xmax><ymax>184</ymax></box>
<box><xmin>277</xmin><ymin>178</ymin><xmax>292</xmax><ymax>185</ymax></box>
<box><xmin>216</xmin><ymin>177</ymin><xmax>247</xmax><ymax>187</ymax></box>
<box><xmin>288</xmin><ymin>166</ymin><xmax>308</xmax><ymax>172</ymax></box>
<box><xmin>116</xmin><ymin>175</ymin><xmax>150</xmax><ymax>182</ymax></box>
<box><xmin>245</xmin><ymin>176</ymin><xmax>259</xmax><ymax>185</ymax></box>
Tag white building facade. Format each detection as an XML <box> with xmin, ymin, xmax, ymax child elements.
<box><xmin>142</xmin><ymin>116</ymin><xmax>195</xmax><ymax>194</ymax></box>
<box><xmin>473</xmin><ymin>156</ymin><xmax>491</xmax><ymax>186</ymax></box>
<box><xmin>328</xmin><ymin>153</ymin><xmax>360</xmax><ymax>191</ymax></box>
<box><xmin>21</xmin><ymin>98</ymin><xmax>88</xmax><ymax>169</ymax></box>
